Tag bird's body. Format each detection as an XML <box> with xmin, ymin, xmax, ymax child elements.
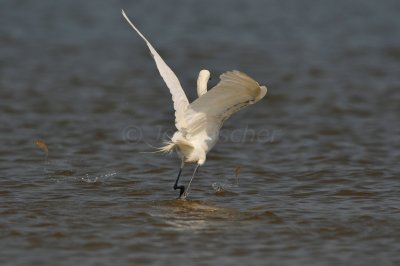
<box><xmin>122</xmin><ymin>10</ymin><xmax>267</xmax><ymax>198</ymax></box>
<box><xmin>170</xmin><ymin>123</ymin><xmax>219</xmax><ymax>165</ymax></box>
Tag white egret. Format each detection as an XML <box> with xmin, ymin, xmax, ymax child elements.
<box><xmin>122</xmin><ymin>10</ymin><xmax>267</xmax><ymax>198</ymax></box>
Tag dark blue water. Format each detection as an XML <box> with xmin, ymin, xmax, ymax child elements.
<box><xmin>1</xmin><ymin>0</ymin><xmax>399</xmax><ymax>265</ymax></box>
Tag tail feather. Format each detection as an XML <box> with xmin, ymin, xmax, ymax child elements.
<box><xmin>156</xmin><ymin>137</ymin><xmax>194</xmax><ymax>156</ymax></box>
<box><xmin>156</xmin><ymin>141</ymin><xmax>176</xmax><ymax>154</ymax></box>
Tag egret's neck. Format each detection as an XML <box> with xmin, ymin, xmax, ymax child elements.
<box><xmin>197</xmin><ymin>78</ymin><xmax>208</xmax><ymax>97</ymax></box>
<box><xmin>196</xmin><ymin>70</ymin><xmax>210</xmax><ymax>97</ymax></box>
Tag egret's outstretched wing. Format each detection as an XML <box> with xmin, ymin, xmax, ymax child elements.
<box><xmin>122</xmin><ymin>10</ymin><xmax>189</xmax><ymax>130</ymax></box>
<box><xmin>184</xmin><ymin>71</ymin><xmax>267</xmax><ymax>136</ymax></box>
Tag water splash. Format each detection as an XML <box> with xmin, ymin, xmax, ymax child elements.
<box><xmin>212</xmin><ymin>166</ymin><xmax>241</xmax><ymax>193</ymax></box>
<box><xmin>80</xmin><ymin>171</ymin><xmax>118</xmax><ymax>183</ymax></box>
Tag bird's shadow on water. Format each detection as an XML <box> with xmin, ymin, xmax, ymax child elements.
<box><xmin>150</xmin><ymin>198</ymin><xmax>239</xmax><ymax>231</ymax></box>
<box><xmin>149</xmin><ymin>193</ymin><xmax>284</xmax><ymax>232</ymax></box>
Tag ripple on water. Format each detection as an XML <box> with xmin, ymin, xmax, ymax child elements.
<box><xmin>333</xmin><ymin>189</ymin><xmax>379</xmax><ymax>198</ymax></box>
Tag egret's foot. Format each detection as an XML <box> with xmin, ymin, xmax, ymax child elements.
<box><xmin>179</xmin><ymin>194</ymin><xmax>188</xmax><ymax>201</ymax></box>
<box><xmin>174</xmin><ymin>184</ymin><xmax>185</xmax><ymax>199</ymax></box>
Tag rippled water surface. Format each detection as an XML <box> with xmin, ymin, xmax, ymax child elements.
<box><xmin>1</xmin><ymin>0</ymin><xmax>400</xmax><ymax>265</ymax></box>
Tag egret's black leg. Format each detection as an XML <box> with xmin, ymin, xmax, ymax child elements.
<box><xmin>183</xmin><ymin>164</ymin><xmax>200</xmax><ymax>198</ymax></box>
<box><xmin>173</xmin><ymin>167</ymin><xmax>185</xmax><ymax>198</ymax></box>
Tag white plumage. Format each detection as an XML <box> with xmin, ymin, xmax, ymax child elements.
<box><xmin>122</xmin><ymin>10</ymin><xmax>267</xmax><ymax>198</ymax></box>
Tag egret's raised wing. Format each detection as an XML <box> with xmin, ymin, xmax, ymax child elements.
<box><xmin>184</xmin><ymin>71</ymin><xmax>267</xmax><ymax>136</ymax></box>
<box><xmin>122</xmin><ymin>10</ymin><xmax>189</xmax><ymax>130</ymax></box>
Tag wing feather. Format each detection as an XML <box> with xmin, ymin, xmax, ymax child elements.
<box><xmin>122</xmin><ymin>10</ymin><xmax>189</xmax><ymax>130</ymax></box>
<box><xmin>184</xmin><ymin>70</ymin><xmax>267</xmax><ymax>136</ymax></box>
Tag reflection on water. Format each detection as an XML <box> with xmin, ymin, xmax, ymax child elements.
<box><xmin>154</xmin><ymin>200</ymin><xmax>234</xmax><ymax>231</ymax></box>
<box><xmin>1</xmin><ymin>0</ymin><xmax>400</xmax><ymax>265</ymax></box>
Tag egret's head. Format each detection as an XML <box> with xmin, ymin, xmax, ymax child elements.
<box><xmin>197</xmin><ymin>69</ymin><xmax>211</xmax><ymax>97</ymax></box>
<box><xmin>199</xmin><ymin>69</ymin><xmax>211</xmax><ymax>82</ymax></box>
